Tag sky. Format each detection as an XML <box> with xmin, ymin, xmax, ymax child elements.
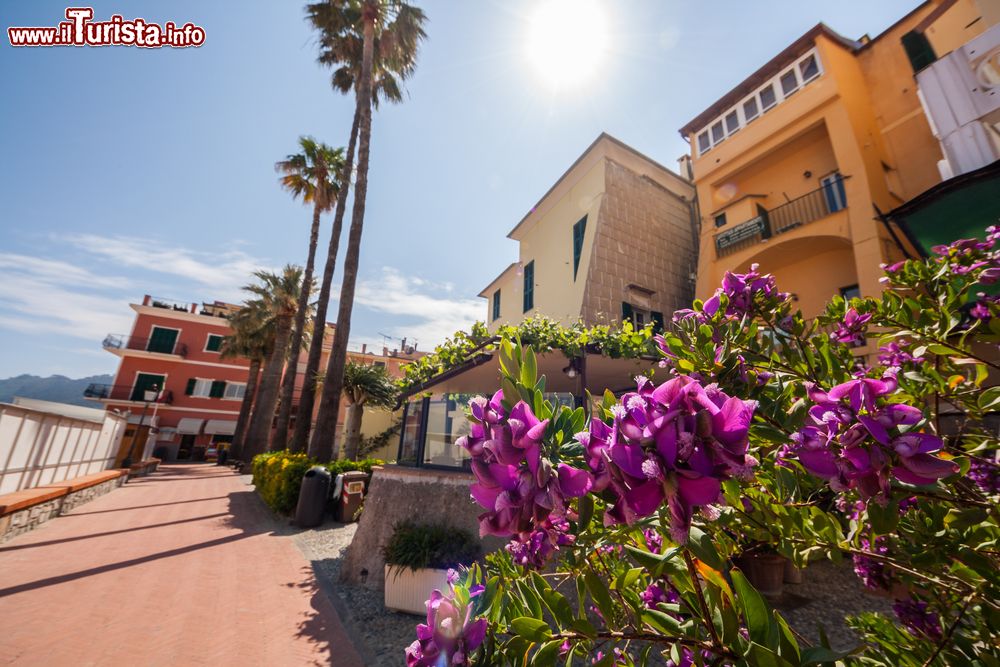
<box><xmin>0</xmin><ymin>0</ymin><xmax>920</xmax><ymax>378</ymax></box>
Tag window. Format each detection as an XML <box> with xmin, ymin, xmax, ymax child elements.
<box><xmin>697</xmin><ymin>132</ymin><xmax>710</xmax><ymax>154</ymax></box>
<box><xmin>223</xmin><ymin>383</ymin><xmax>245</xmax><ymax>400</ymax></box>
<box><xmin>714</xmin><ymin>212</ymin><xmax>727</xmax><ymax>228</ymax></box>
<box><xmin>147</xmin><ymin>326</ymin><xmax>179</xmax><ymax>354</ymax></box>
<box><xmin>821</xmin><ymin>172</ymin><xmax>847</xmax><ymax>213</ymax></box>
<box><xmin>780</xmin><ymin>69</ymin><xmax>799</xmax><ymax>97</ymax></box>
<box><xmin>188</xmin><ymin>378</ymin><xmax>212</xmax><ymax>397</ymax></box>
<box><xmin>523</xmin><ymin>261</ymin><xmax>534</xmax><ymax>312</ymax></box>
<box><xmin>492</xmin><ymin>289</ymin><xmax>501</xmax><ymax>321</ymax></box>
<box><xmin>131</xmin><ymin>373</ymin><xmax>165</xmax><ymax>401</ymax></box>
<box><xmin>724</xmin><ymin>110</ymin><xmax>739</xmax><ymax>135</ymax></box>
<box><xmin>840</xmin><ymin>284</ymin><xmax>861</xmax><ymax>301</ymax></box>
<box><xmin>572</xmin><ymin>216</ymin><xmax>587</xmax><ymax>280</ymax></box>
<box><xmin>759</xmin><ymin>84</ymin><xmax>777</xmax><ymax>111</ymax></box>
<box><xmin>205</xmin><ymin>334</ymin><xmax>224</xmax><ymax>352</ymax></box>
<box><xmin>373</xmin><ymin>361</ymin><xmax>386</xmax><ymax>368</ymax></box>
<box><xmin>799</xmin><ymin>54</ymin><xmax>819</xmax><ymax>82</ymax></box>
<box><xmin>743</xmin><ymin>98</ymin><xmax>759</xmax><ymax>123</ymax></box>
<box><xmin>901</xmin><ymin>30</ymin><xmax>937</xmax><ymax>74</ymax></box>
<box><xmin>710</xmin><ymin>121</ymin><xmax>725</xmax><ymax>144</ymax></box>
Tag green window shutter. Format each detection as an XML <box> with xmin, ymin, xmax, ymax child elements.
<box><xmin>492</xmin><ymin>290</ymin><xmax>501</xmax><ymax>321</ymax></box>
<box><xmin>206</xmin><ymin>335</ymin><xmax>223</xmax><ymax>352</ymax></box>
<box><xmin>523</xmin><ymin>261</ymin><xmax>535</xmax><ymax>312</ymax></box>
<box><xmin>572</xmin><ymin>216</ymin><xmax>587</xmax><ymax>280</ymax></box>
<box><xmin>651</xmin><ymin>311</ymin><xmax>664</xmax><ymax>333</ymax></box>
<box><xmin>185</xmin><ymin>378</ymin><xmax>196</xmax><ymax>396</ymax></box>
<box><xmin>621</xmin><ymin>302</ymin><xmax>633</xmax><ymax>323</ymax></box>
<box><xmin>209</xmin><ymin>380</ymin><xmax>226</xmax><ymax>398</ymax></box>
<box><xmin>901</xmin><ymin>30</ymin><xmax>936</xmax><ymax>73</ymax></box>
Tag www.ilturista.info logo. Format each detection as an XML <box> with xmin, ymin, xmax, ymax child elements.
<box><xmin>7</xmin><ymin>7</ymin><xmax>205</xmax><ymax>48</ymax></box>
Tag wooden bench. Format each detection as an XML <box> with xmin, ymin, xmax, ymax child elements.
<box><xmin>0</xmin><ymin>470</ymin><xmax>128</xmax><ymax>516</ymax></box>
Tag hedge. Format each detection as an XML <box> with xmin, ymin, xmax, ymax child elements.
<box><xmin>251</xmin><ymin>450</ymin><xmax>385</xmax><ymax>515</ymax></box>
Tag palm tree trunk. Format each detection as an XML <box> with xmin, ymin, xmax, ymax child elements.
<box><xmin>244</xmin><ymin>317</ymin><xmax>293</xmax><ymax>461</ymax></box>
<box><xmin>297</xmin><ymin>107</ymin><xmax>361</xmax><ymax>454</ymax></box>
<box><xmin>273</xmin><ymin>201</ymin><xmax>321</xmax><ymax>448</ymax></box>
<box><xmin>343</xmin><ymin>402</ymin><xmax>365</xmax><ymax>461</ymax></box>
<box><xmin>229</xmin><ymin>357</ymin><xmax>261</xmax><ymax>461</ymax></box>
<box><xmin>310</xmin><ymin>13</ymin><xmax>376</xmax><ymax>462</ymax></box>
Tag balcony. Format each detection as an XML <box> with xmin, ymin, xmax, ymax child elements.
<box><xmin>714</xmin><ymin>177</ymin><xmax>848</xmax><ymax>257</ymax></box>
<box><xmin>83</xmin><ymin>384</ymin><xmax>174</xmax><ymax>404</ymax></box>
<box><xmin>102</xmin><ymin>334</ymin><xmax>188</xmax><ymax>357</ymax></box>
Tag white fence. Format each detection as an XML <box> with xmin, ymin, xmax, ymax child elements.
<box><xmin>0</xmin><ymin>401</ymin><xmax>127</xmax><ymax>494</ymax></box>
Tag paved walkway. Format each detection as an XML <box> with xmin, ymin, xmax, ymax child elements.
<box><xmin>0</xmin><ymin>464</ymin><xmax>364</xmax><ymax>666</ymax></box>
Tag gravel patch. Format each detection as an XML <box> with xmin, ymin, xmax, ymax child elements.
<box><xmin>294</xmin><ymin>520</ymin><xmax>417</xmax><ymax>666</ymax></box>
<box><xmin>776</xmin><ymin>559</ymin><xmax>894</xmax><ymax>652</ymax></box>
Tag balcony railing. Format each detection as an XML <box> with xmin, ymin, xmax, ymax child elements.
<box><xmin>102</xmin><ymin>334</ymin><xmax>188</xmax><ymax>357</ymax></box>
<box><xmin>714</xmin><ymin>177</ymin><xmax>849</xmax><ymax>257</ymax></box>
<box><xmin>83</xmin><ymin>384</ymin><xmax>174</xmax><ymax>404</ymax></box>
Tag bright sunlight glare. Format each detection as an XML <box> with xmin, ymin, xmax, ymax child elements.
<box><xmin>527</xmin><ymin>0</ymin><xmax>608</xmax><ymax>88</ymax></box>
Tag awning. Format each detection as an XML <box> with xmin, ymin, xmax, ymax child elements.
<box><xmin>204</xmin><ymin>419</ymin><xmax>237</xmax><ymax>435</ymax></box>
<box><xmin>176</xmin><ymin>418</ymin><xmax>204</xmax><ymax>435</ymax></box>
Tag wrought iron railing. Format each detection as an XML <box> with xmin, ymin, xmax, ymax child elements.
<box><xmin>714</xmin><ymin>177</ymin><xmax>849</xmax><ymax>257</ymax></box>
<box><xmin>102</xmin><ymin>334</ymin><xmax>188</xmax><ymax>357</ymax></box>
<box><xmin>83</xmin><ymin>384</ymin><xmax>174</xmax><ymax>403</ymax></box>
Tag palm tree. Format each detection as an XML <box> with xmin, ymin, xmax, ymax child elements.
<box><xmin>241</xmin><ymin>266</ymin><xmax>305</xmax><ymax>462</ymax></box>
<box><xmin>338</xmin><ymin>361</ymin><xmax>398</xmax><ymax>460</ymax></box>
<box><xmin>272</xmin><ymin>138</ymin><xmax>345</xmax><ymax>449</ymax></box>
<box><xmin>292</xmin><ymin>0</ymin><xmax>422</xmax><ymax>456</ymax></box>
<box><xmin>221</xmin><ymin>303</ymin><xmax>273</xmax><ymax>461</ymax></box>
<box><xmin>308</xmin><ymin>0</ymin><xmax>426</xmax><ymax>461</ymax></box>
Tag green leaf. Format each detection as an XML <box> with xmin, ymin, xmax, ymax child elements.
<box><xmin>732</xmin><ymin>569</ymin><xmax>773</xmax><ymax>646</ymax></box>
<box><xmin>867</xmin><ymin>498</ymin><xmax>899</xmax><ymax>535</ymax></box>
<box><xmin>641</xmin><ymin>608</ymin><xmax>682</xmax><ymax>635</ymax></box>
<box><xmin>576</xmin><ymin>494</ymin><xmax>593</xmax><ymax>532</ymax></box>
<box><xmin>511</xmin><ymin>617</ymin><xmax>552</xmax><ymax>643</ymax></box>
<box><xmin>521</xmin><ymin>347</ymin><xmax>538</xmax><ymax>386</ymax></box>
<box><xmin>583</xmin><ymin>569</ymin><xmax>614</xmax><ymax>622</ymax></box>
<box><xmin>686</xmin><ymin>527</ymin><xmax>725</xmax><ymax>570</ymax></box>
<box><xmin>801</xmin><ymin>645</ymin><xmax>856</xmax><ymax>665</ymax></box>
<box><xmin>531</xmin><ymin>639</ymin><xmax>563</xmax><ymax>666</ymax></box>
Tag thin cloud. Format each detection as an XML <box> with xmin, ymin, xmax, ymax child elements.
<box><xmin>354</xmin><ymin>267</ymin><xmax>483</xmax><ymax>350</ymax></box>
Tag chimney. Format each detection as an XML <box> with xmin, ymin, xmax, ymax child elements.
<box><xmin>143</xmin><ymin>295</ymin><xmax>151</xmax><ymax>306</ymax></box>
<box><xmin>383</xmin><ymin>346</ymin><xmax>389</xmax><ymax>356</ymax></box>
<box><xmin>361</xmin><ymin>343</ymin><xmax>367</xmax><ymax>354</ymax></box>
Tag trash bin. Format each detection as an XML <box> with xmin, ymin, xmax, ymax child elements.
<box><xmin>216</xmin><ymin>447</ymin><xmax>229</xmax><ymax>466</ymax></box>
<box><xmin>334</xmin><ymin>470</ymin><xmax>368</xmax><ymax>522</ymax></box>
<box><xmin>294</xmin><ymin>466</ymin><xmax>331</xmax><ymax>528</ymax></box>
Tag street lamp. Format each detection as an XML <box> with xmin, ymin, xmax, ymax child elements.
<box><xmin>123</xmin><ymin>385</ymin><xmax>159</xmax><ymax>468</ymax></box>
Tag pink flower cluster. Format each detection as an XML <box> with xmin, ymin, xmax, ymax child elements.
<box><xmin>578</xmin><ymin>376</ymin><xmax>757</xmax><ymax>544</ymax></box>
<box><xmin>457</xmin><ymin>391</ymin><xmax>593</xmax><ymax>567</ymax></box>
<box><xmin>675</xmin><ymin>264</ymin><xmax>787</xmax><ymax>324</ymax></box>
<box><xmin>784</xmin><ymin>374</ymin><xmax>957</xmax><ymax>501</ymax></box>
<box><xmin>406</xmin><ymin>576</ymin><xmax>487</xmax><ymax>666</ymax></box>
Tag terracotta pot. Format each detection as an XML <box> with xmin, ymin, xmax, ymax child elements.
<box><xmin>783</xmin><ymin>559</ymin><xmax>804</xmax><ymax>584</ymax></box>
<box><xmin>737</xmin><ymin>553</ymin><xmax>786</xmax><ymax>597</ymax></box>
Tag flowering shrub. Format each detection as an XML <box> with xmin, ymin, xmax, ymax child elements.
<box><xmin>409</xmin><ymin>232</ymin><xmax>1000</xmax><ymax>666</ymax></box>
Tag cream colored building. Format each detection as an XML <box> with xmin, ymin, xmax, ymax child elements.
<box><xmin>478</xmin><ymin>133</ymin><xmax>697</xmax><ymax>331</ymax></box>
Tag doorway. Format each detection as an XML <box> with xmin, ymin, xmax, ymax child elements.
<box><xmin>177</xmin><ymin>434</ymin><xmax>196</xmax><ymax>460</ymax></box>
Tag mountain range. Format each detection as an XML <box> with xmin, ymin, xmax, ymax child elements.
<box><xmin>0</xmin><ymin>374</ymin><xmax>114</xmax><ymax>408</ymax></box>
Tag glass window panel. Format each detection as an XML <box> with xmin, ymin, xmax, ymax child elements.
<box><xmin>725</xmin><ymin>111</ymin><xmax>739</xmax><ymax>134</ymax></box>
<box><xmin>422</xmin><ymin>395</ymin><xmax>471</xmax><ymax>468</ymax></box>
<box><xmin>714</xmin><ymin>213</ymin><xmax>727</xmax><ymax>228</ymax></box>
<box><xmin>697</xmin><ymin>132</ymin><xmax>710</xmax><ymax>153</ymax></box>
<box><xmin>759</xmin><ymin>85</ymin><xmax>776</xmax><ymax>110</ymax></box>
<box><xmin>799</xmin><ymin>54</ymin><xmax>819</xmax><ymax>81</ymax></box>
<box><xmin>780</xmin><ymin>70</ymin><xmax>799</xmax><ymax>96</ymax></box>
<box><xmin>710</xmin><ymin>121</ymin><xmax>725</xmax><ymax>144</ymax></box>
<box><xmin>743</xmin><ymin>98</ymin><xmax>759</xmax><ymax>122</ymax></box>
<box><xmin>398</xmin><ymin>399</ymin><xmax>425</xmax><ymax>465</ymax></box>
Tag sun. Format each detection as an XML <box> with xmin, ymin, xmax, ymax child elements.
<box><xmin>526</xmin><ymin>0</ymin><xmax>608</xmax><ymax>88</ymax></box>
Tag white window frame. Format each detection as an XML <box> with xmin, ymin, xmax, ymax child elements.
<box><xmin>223</xmin><ymin>382</ymin><xmax>245</xmax><ymax>400</ymax></box>
<box><xmin>191</xmin><ymin>378</ymin><xmax>213</xmax><ymax>398</ymax></box>
<box><xmin>204</xmin><ymin>333</ymin><xmax>225</xmax><ymax>353</ymax></box>
<box><xmin>694</xmin><ymin>48</ymin><xmax>824</xmax><ymax>157</ymax></box>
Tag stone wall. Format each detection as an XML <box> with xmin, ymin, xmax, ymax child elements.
<box><xmin>341</xmin><ymin>465</ymin><xmax>502</xmax><ymax>590</ymax></box>
<box><xmin>581</xmin><ymin>158</ymin><xmax>698</xmax><ymax>323</ymax></box>
<box><xmin>0</xmin><ymin>472</ymin><xmax>128</xmax><ymax>543</ymax></box>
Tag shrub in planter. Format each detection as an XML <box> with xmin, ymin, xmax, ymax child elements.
<box><xmin>383</xmin><ymin>521</ymin><xmax>481</xmax><ymax>614</ymax></box>
<box><xmin>251</xmin><ymin>452</ymin><xmax>386</xmax><ymax>515</ymax></box>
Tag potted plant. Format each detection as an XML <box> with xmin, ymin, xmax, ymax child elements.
<box><xmin>382</xmin><ymin>521</ymin><xmax>481</xmax><ymax>614</ymax></box>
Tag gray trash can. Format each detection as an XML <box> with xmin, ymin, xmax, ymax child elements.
<box><xmin>294</xmin><ymin>466</ymin><xmax>331</xmax><ymax>528</ymax></box>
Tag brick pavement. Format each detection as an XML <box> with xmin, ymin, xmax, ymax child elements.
<box><xmin>0</xmin><ymin>464</ymin><xmax>364</xmax><ymax>667</ymax></box>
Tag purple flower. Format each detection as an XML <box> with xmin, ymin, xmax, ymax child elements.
<box><xmin>640</xmin><ymin>581</ymin><xmax>679</xmax><ymax>609</ymax></box>
<box><xmin>407</xmin><ymin>584</ymin><xmax>488</xmax><ymax>666</ymax></box>
<box><xmin>832</xmin><ymin>308</ymin><xmax>871</xmax><ymax>345</ymax></box>
<box><xmin>878</xmin><ymin>340</ymin><xmax>924</xmax><ymax>369</ymax></box>
<box><xmin>968</xmin><ymin>457</ymin><xmax>999</xmax><ymax>494</ymax></box>
<box><xmin>592</xmin><ymin>375</ymin><xmax>757</xmax><ymax>543</ymax></box>
<box><xmin>853</xmin><ymin>536</ymin><xmax>891</xmax><ymax>590</ymax></box>
<box><xmin>505</xmin><ymin>515</ymin><xmax>575</xmax><ymax>569</ymax></box>
<box><xmin>892</xmin><ymin>599</ymin><xmax>942</xmax><ymax>641</ymax></box>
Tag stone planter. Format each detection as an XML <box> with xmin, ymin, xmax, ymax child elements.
<box><xmin>384</xmin><ymin>565</ymin><xmax>450</xmax><ymax>615</ymax></box>
<box><xmin>783</xmin><ymin>559</ymin><xmax>804</xmax><ymax>584</ymax></box>
<box><xmin>737</xmin><ymin>553</ymin><xmax>787</xmax><ymax>597</ymax></box>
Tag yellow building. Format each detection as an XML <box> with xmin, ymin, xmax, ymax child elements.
<box><xmin>680</xmin><ymin>0</ymin><xmax>996</xmax><ymax>321</ymax></box>
<box><xmin>478</xmin><ymin>133</ymin><xmax>696</xmax><ymax>331</ymax></box>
